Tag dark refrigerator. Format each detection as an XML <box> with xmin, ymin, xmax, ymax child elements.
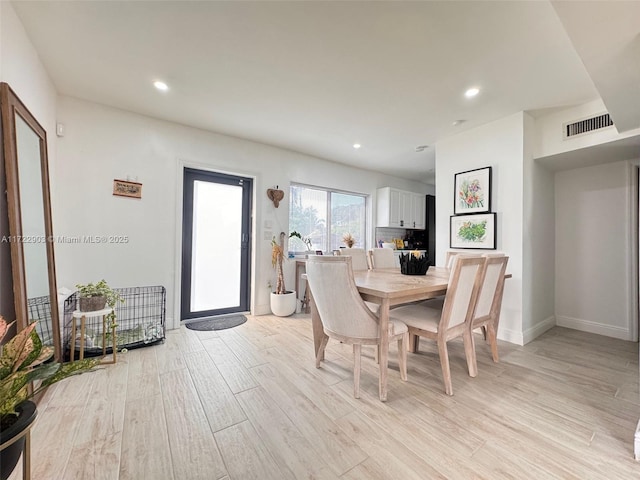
<box><xmin>406</xmin><ymin>194</ymin><xmax>436</xmax><ymax>266</ymax></box>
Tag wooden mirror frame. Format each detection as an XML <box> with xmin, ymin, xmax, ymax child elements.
<box><xmin>0</xmin><ymin>82</ymin><xmax>61</xmax><ymax>360</ymax></box>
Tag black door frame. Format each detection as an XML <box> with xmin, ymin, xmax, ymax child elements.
<box><xmin>181</xmin><ymin>167</ymin><xmax>252</xmax><ymax>319</ymax></box>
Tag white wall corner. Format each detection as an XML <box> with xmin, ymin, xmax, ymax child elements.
<box><xmin>556</xmin><ymin>315</ymin><xmax>633</xmax><ymax>341</ymax></box>
<box><xmin>522</xmin><ymin>316</ymin><xmax>556</xmax><ymax>345</ymax></box>
<box><xmin>627</xmin><ymin>162</ymin><xmax>639</xmax><ymax>342</ymax></box>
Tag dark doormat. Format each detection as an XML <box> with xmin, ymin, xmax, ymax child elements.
<box><xmin>185</xmin><ymin>315</ymin><xmax>247</xmax><ymax>331</ymax></box>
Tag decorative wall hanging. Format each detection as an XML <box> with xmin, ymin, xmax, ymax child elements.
<box><xmin>454</xmin><ymin>166</ymin><xmax>491</xmax><ymax>215</ymax></box>
<box><xmin>450</xmin><ymin>213</ymin><xmax>496</xmax><ymax>249</ymax></box>
<box><xmin>113</xmin><ymin>179</ymin><xmax>142</xmax><ymax>199</ymax></box>
<box><xmin>267</xmin><ymin>186</ymin><xmax>284</xmax><ymax>207</ymax></box>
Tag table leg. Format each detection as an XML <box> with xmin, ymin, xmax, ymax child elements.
<box><xmin>309</xmin><ymin>287</ymin><xmax>325</xmax><ymax>362</ymax></box>
<box><xmin>112</xmin><ymin>323</ymin><xmax>117</xmax><ymax>363</ymax></box>
<box><xmin>79</xmin><ymin>316</ymin><xmax>86</xmax><ymax>361</ymax></box>
<box><xmin>70</xmin><ymin>318</ymin><xmax>77</xmax><ymax>362</ymax></box>
<box><xmin>24</xmin><ymin>429</ymin><xmax>31</xmax><ymax>480</ymax></box>
<box><xmin>378</xmin><ymin>298</ymin><xmax>390</xmax><ymax>402</ymax></box>
<box><xmin>102</xmin><ymin>315</ymin><xmax>107</xmax><ymax>357</ymax></box>
<box><xmin>295</xmin><ymin>261</ymin><xmax>302</xmax><ymax>304</ymax></box>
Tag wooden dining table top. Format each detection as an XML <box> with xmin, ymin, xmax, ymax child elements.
<box><xmin>352</xmin><ymin>267</ymin><xmax>452</xmax><ymax>304</ymax></box>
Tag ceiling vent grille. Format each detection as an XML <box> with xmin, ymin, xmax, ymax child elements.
<box><xmin>563</xmin><ymin>113</ymin><xmax>613</xmax><ymax>139</ymax></box>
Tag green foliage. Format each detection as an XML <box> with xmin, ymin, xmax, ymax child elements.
<box><xmin>0</xmin><ymin>316</ymin><xmax>100</xmax><ymax>418</ymax></box>
<box><xmin>75</xmin><ymin>279</ymin><xmax>124</xmax><ymax>327</ymax></box>
<box><xmin>457</xmin><ymin>220</ymin><xmax>487</xmax><ymax>242</ymax></box>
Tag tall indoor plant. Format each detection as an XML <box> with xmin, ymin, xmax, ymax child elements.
<box><xmin>0</xmin><ymin>316</ymin><xmax>99</xmax><ymax>479</ymax></box>
<box><xmin>270</xmin><ymin>231</ymin><xmax>296</xmax><ymax>316</ymax></box>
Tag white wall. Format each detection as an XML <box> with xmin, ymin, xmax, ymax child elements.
<box><xmin>54</xmin><ymin>96</ymin><xmax>431</xmax><ymax>327</ymax></box>
<box><xmin>523</xmin><ymin>113</ymin><xmax>556</xmax><ymax>342</ymax></box>
<box><xmin>0</xmin><ymin>1</ymin><xmax>58</xmax><ymax>316</ymax></box>
<box><xmin>435</xmin><ymin>113</ymin><xmax>524</xmax><ymax>344</ymax></box>
<box><xmin>555</xmin><ymin>161</ymin><xmax>635</xmax><ymax>340</ymax></box>
<box><xmin>0</xmin><ymin>1</ymin><xmax>57</xmax><ymax>177</ymax></box>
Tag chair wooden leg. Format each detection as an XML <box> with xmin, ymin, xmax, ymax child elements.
<box><xmin>398</xmin><ymin>333</ymin><xmax>408</xmax><ymax>381</ymax></box>
<box><xmin>315</xmin><ymin>334</ymin><xmax>329</xmax><ymax>368</ymax></box>
<box><xmin>353</xmin><ymin>344</ymin><xmax>361</xmax><ymax>398</ymax></box>
<box><xmin>463</xmin><ymin>329</ymin><xmax>478</xmax><ymax>378</ymax></box>
<box><xmin>486</xmin><ymin>323</ymin><xmax>500</xmax><ymax>363</ymax></box>
<box><xmin>374</xmin><ymin>345</ymin><xmax>380</xmax><ymax>364</ymax></box>
<box><xmin>409</xmin><ymin>333</ymin><xmax>419</xmax><ymax>353</ymax></box>
<box><xmin>437</xmin><ymin>340</ymin><xmax>453</xmax><ymax>396</ymax></box>
<box><xmin>481</xmin><ymin>325</ymin><xmax>487</xmax><ymax>341</ymax></box>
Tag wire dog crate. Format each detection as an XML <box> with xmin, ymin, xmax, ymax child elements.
<box><xmin>63</xmin><ymin>285</ymin><xmax>166</xmax><ymax>359</ymax></box>
<box><xmin>27</xmin><ymin>295</ymin><xmax>55</xmax><ymax>346</ymax></box>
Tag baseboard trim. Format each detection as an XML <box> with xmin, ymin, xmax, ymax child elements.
<box><xmin>556</xmin><ymin>315</ymin><xmax>632</xmax><ymax>340</ymax></box>
<box><xmin>254</xmin><ymin>304</ymin><xmax>272</xmax><ymax>316</ymax></box>
<box><xmin>497</xmin><ymin>328</ymin><xmax>524</xmax><ymax>346</ymax></box>
<box><xmin>522</xmin><ymin>316</ymin><xmax>556</xmax><ymax>345</ymax></box>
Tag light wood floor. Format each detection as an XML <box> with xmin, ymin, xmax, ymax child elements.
<box><xmin>10</xmin><ymin>315</ymin><xmax>640</xmax><ymax>479</ymax></box>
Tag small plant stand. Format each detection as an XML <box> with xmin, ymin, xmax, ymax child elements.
<box><xmin>70</xmin><ymin>308</ymin><xmax>117</xmax><ymax>364</ymax></box>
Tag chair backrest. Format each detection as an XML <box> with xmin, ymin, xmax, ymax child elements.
<box><xmin>305</xmin><ymin>256</ymin><xmax>380</xmax><ymax>339</ymax></box>
<box><xmin>439</xmin><ymin>255</ymin><xmax>485</xmax><ymax>331</ymax></box>
<box><xmin>341</xmin><ymin>247</ymin><xmax>370</xmax><ymax>270</ymax></box>
<box><xmin>369</xmin><ymin>248</ymin><xmax>396</xmax><ymax>269</ymax></box>
<box><xmin>444</xmin><ymin>250</ymin><xmax>461</xmax><ymax>268</ymax></box>
<box><xmin>474</xmin><ymin>255</ymin><xmax>509</xmax><ymax>322</ymax></box>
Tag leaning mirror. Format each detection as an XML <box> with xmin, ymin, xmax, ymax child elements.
<box><xmin>1</xmin><ymin>82</ymin><xmax>61</xmax><ymax>360</ymax></box>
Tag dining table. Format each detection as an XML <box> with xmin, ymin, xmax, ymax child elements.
<box><xmin>307</xmin><ymin>265</ymin><xmax>512</xmax><ymax>401</ymax></box>
<box><xmin>308</xmin><ymin>266</ymin><xmax>454</xmax><ymax>401</ymax></box>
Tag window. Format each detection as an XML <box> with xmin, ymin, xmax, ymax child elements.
<box><xmin>289</xmin><ymin>184</ymin><xmax>366</xmax><ymax>253</ymax></box>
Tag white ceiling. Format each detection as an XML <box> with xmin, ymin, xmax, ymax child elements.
<box><xmin>12</xmin><ymin>1</ymin><xmax>637</xmax><ymax>183</ymax></box>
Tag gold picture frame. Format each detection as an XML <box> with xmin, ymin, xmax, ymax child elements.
<box><xmin>113</xmin><ymin>179</ymin><xmax>142</xmax><ymax>198</ymax></box>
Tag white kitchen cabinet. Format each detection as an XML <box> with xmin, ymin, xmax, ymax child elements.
<box><xmin>377</xmin><ymin>187</ymin><xmax>425</xmax><ymax>229</ymax></box>
<box><xmin>411</xmin><ymin>193</ymin><xmax>426</xmax><ymax>229</ymax></box>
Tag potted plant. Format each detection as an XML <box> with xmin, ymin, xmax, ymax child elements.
<box><xmin>270</xmin><ymin>231</ymin><xmax>297</xmax><ymax>316</ymax></box>
<box><xmin>0</xmin><ymin>316</ymin><xmax>100</xmax><ymax>480</ymax></box>
<box><xmin>342</xmin><ymin>232</ymin><xmax>355</xmax><ymax>248</ymax></box>
<box><xmin>75</xmin><ymin>279</ymin><xmax>123</xmax><ymax>326</ymax></box>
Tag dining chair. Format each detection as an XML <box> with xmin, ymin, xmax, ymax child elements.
<box><xmin>341</xmin><ymin>247</ymin><xmax>370</xmax><ymax>270</ymax></box>
<box><xmin>305</xmin><ymin>255</ymin><xmax>409</xmax><ymax>398</ymax></box>
<box><xmin>369</xmin><ymin>248</ymin><xmax>397</xmax><ymax>269</ymax></box>
<box><xmin>472</xmin><ymin>255</ymin><xmax>509</xmax><ymax>363</ymax></box>
<box><xmin>391</xmin><ymin>255</ymin><xmax>485</xmax><ymax>396</ymax></box>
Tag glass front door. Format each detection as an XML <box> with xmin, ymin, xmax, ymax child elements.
<box><xmin>181</xmin><ymin>168</ymin><xmax>252</xmax><ymax>319</ymax></box>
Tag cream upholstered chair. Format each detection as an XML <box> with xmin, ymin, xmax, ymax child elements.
<box><xmin>305</xmin><ymin>255</ymin><xmax>408</xmax><ymax>398</ymax></box>
<box><xmin>472</xmin><ymin>255</ymin><xmax>509</xmax><ymax>363</ymax></box>
<box><xmin>369</xmin><ymin>248</ymin><xmax>397</xmax><ymax>269</ymax></box>
<box><xmin>341</xmin><ymin>247</ymin><xmax>370</xmax><ymax>270</ymax></box>
<box><xmin>391</xmin><ymin>255</ymin><xmax>485</xmax><ymax>396</ymax></box>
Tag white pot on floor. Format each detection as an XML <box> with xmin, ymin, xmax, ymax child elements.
<box><xmin>270</xmin><ymin>291</ymin><xmax>297</xmax><ymax>317</ymax></box>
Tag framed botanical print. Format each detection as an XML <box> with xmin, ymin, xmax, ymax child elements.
<box><xmin>454</xmin><ymin>166</ymin><xmax>491</xmax><ymax>215</ymax></box>
<box><xmin>450</xmin><ymin>213</ymin><xmax>496</xmax><ymax>249</ymax></box>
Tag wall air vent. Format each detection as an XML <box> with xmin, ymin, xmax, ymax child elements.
<box><xmin>563</xmin><ymin>113</ymin><xmax>614</xmax><ymax>139</ymax></box>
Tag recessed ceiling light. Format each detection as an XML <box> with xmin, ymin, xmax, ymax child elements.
<box><xmin>452</xmin><ymin>119</ymin><xmax>466</xmax><ymax>126</ymax></box>
<box><xmin>153</xmin><ymin>81</ymin><xmax>169</xmax><ymax>91</ymax></box>
<box><xmin>464</xmin><ymin>87</ymin><xmax>480</xmax><ymax>98</ymax></box>
<box><xmin>353</xmin><ymin>143</ymin><xmax>361</xmax><ymax>149</ymax></box>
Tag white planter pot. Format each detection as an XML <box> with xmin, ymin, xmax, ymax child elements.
<box><xmin>270</xmin><ymin>291</ymin><xmax>297</xmax><ymax>317</ymax></box>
